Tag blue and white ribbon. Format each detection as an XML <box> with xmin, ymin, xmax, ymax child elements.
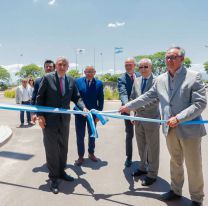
<box><xmin>0</xmin><ymin>103</ymin><xmax>208</xmax><ymax>139</ymax></box>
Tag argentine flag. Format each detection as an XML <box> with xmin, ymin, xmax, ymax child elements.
<box><xmin>114</xmin><ymin>47</ymin><xmax>123</xmax><ymax>54</ymax></box>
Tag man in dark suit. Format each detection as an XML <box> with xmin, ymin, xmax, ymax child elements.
<box><xmin>117</xmin><ymin>58</ymin><xmax>140</xmax><ymax>167</ymax></box>
<box><xmin>36</xmin><ymin>57</ymin><xmax>87</xmax><ymax>194</ymax></box>
<box><xmin>31</xmin><ymin>59</ymin><xmax>55</xmax><ymax>122</ymax></box>
<box><xmin>75</xmin><ymin>66</ymin><xmax>104</xmax><ymax>166</ymax></box>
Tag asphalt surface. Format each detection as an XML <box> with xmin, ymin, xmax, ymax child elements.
<box><xmin>0</xmin><ymin>95</ymin><xmax>208</xmax><ymax>206</ymax></box>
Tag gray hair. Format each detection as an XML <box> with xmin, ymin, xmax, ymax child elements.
<box><xmin>85</xmin><ymin>65</ymin><xmax>95</xmax><ymax>70</ymax></box>
<box><xmin>166</xmin><ymin>46</ymin><xmax>185</xmax><ymax>57</ymax></box>
<box><xmin>56</xmin><ymin>56</ymin><xmax>69</xmax><ymax>65</ymax></box>
<box><xmin>138</xmin><ymin>58</ymin><xmax>152</xmax><ymax>66</ymax></box>
<box><xmin>125</xmin><ymin>58</ymin><xmax>136</xmax><ymax>64</ymax></box>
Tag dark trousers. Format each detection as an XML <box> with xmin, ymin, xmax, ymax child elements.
<box><xmin>42</xmin><ymin>124</ymin><xmax>69</xmax><ymax>180</ymax></box>
<box><xmin>20</xmin><ymin>101</ymin><xmax>31</xmax><ymax>124</ymax></box>
<box><xmin>124</xmin><ymin>113</ymin><xmax>134</xmax><ymax>160</ymax></box>
<box><xmin>75</xmin><ymin>115</ymin><xmax>96</xmax><ymax>157</ymax></box>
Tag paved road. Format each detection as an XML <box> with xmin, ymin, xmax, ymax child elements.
<box><xmin>0</xmin><ymin>96</ymin><xmax>208</xmax><ymax>206</ymax></box>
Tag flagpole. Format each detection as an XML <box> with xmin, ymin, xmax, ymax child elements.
<box><xmin>114</xmin><ymin>49</ymin><xmax>116</xmax><ymax>74</ymax></box>
<box><xmin>75</xmin><ymin>49</ymin><xmax>78</xmax><ymax>71</ymax></box>
<box><xmin>94</xmin><ymin>48</ymin><xmax>96</xmax><ymax>69</ymax></box>
<box><xmin>100</xmin><ymin>52</ymin><xmax>103</xmax><ymax>74</ymax></box>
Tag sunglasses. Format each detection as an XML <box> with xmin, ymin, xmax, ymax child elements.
<box><xmin>165</xmin><ymin>56</ymin><xmax>181</xmax><ymax>60</ymax></box>
<box><xmin>139</xmin><ymin>66</ymin><xmax>149</xmax><ymax>69</ymax></box>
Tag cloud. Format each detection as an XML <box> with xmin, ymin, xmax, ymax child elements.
<box><xmin>48</xmin><ymin>0</ymin><xmax>56</xmax><ymax>6</ymax></box>
<box><xmin>33</xmin><ymin>0</ymin><xmax>39</xmax><ymax>3</ymax></box>
<box><xmin>107</xmin><ymin>22</ymin><xmax>125</xmax><ymax>28</ymax></box>
<box><xmin>0</xmin><ymin>43</ymin><xmax>2</xmax><ymax>47</ymax></box>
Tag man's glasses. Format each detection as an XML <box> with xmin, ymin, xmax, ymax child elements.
<box><xmin>139</xmin><ymin>66</ymin><xmax>149</xmax><ymax>69</ymax></box>
<box><xmin>165</xmin><ymin>56</ymin><xmax>181</xmax><ymax>60</ymax></box>
<box><xmin>85</xmin><ymin>71</ymin><xmax>95</xmax><ymax>74</ymax></box>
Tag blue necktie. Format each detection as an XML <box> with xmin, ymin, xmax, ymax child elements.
<box><xmin>141</xmin><ymin>78</ymin><xmax>147</xmax><ymax>94</ymax></box>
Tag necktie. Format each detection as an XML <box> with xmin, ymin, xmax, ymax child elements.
<box><xmin>87</xmin><ymin>80</ymin><xmax>91</xmax><ymax>87</ymax></box>
<box><xmin>130</xmin><ymin>75</ymin><xmax>134</xmax><ymax>83</ymax></box>
<box><xmin>141</xmin><ymin>78</ymin><xmax>147</xmax><ymax>94</ymax></box>
<box><xmin>60</xmin><ymin>77</ymin><xmax>63</xmax><ymax>95</ymax></box>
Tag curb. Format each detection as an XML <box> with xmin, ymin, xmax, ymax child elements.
<box><xmin>0</xmin><ymin>125</ymin><xmax>13</xmax><ymax>147</ymax></box>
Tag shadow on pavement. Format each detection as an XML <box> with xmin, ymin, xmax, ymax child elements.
<box><xmin>0</xmin><ymin>151</ymin><xmax>34</xmax><ymax>160</ymax></box>
<box><xmin>70</xmin><ymin>158</ymin><xmax>108</xmax><ymax>170</ymax></box>
<box><xmin>32</xmin><ymin>163</ymin><xmax>48</xmax><ymax>173</ymax></box>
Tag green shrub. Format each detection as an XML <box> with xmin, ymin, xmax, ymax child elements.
<box><xmin>104</xmin><ymin>86</ymin><xmax>119</xmax><ymax>100</ymax></box>
<box><xmin>4</xmin><ymin>89</ymin><xmax>16</xmax><ymax>98</ymax></box>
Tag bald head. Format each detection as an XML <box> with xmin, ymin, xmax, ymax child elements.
<box><xmin>84</xmin><ymin>65</ymin><xmax>96</xmax><ymax>80</ymax></box>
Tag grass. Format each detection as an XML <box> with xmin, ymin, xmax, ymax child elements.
<box><xmin>4</xmin><ymin>89</ymin><xmax>16</xmax><ymax>98</ymax></box>
<box><xmin>3</xmin><ymin>86</ymin><xmax>119</xmax><ymax>100</ymax></box>
<box><xmin>104</xmin><ymin>86</ymin><xmax>119</xmax><ymax>100</ymax></box>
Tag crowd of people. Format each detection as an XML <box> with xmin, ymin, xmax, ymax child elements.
<box><xmin>14</xmin><ymin>46</ymin><xmax>206</xmax><ymax>206</ymax></box>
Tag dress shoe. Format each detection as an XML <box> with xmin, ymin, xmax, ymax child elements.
<box><xmin>75</xmin><ymin>156</ymin><xmax>84</xmax><ymax>166</ymax></box>
<box><xmin>88</xmin><ymin>153</ymin><xmax>98</xmax><ymax>162</ymax></box>
<box><xmin>124</xmin><ymin>158</ymin><xmax>132</xmax><ymax>167</ymax></box>
<box><xmin>141</xmin><ymin>176</ymin><xmax>156</xmax><ymax>186</ymax></box>
<box><xmin>60</xmin><ymin>172</ymin><xmax>74</xmax><ymax>182</ymax></box>
<box><xmin>160</xmin><ymin>190</ymin><xmax>181</xmax><ymax>201</ymax></box>
<box><xmin>191</xmin><ymin>201</ymin><xmax>203</xmax><ymax>206</ymax></box>
<box><xmin>49</xmin><ymin>180</ymin><xmax>59</xmax><ymax>194</ymax></box>
<box><xmin>132</xmin><ymin>169</ymin><xmax>147</xmax><ymax>177</ymax></box>
<box><xmin>19</xmin><ymin>123</ymin><xmax>24</xmax><ymax>128</ymax></box>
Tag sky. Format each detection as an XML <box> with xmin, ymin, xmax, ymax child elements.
<box><xmin>0</xmin><ymin>0</ymin><xmax>208</xmax><ymax>74</ymax></box>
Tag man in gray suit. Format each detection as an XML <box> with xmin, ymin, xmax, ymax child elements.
<box><xmin>120</xmin><ymin>47</ymin><xmax>206</xmax><ymax>206</ymax></box>
<box><xmin>117</xmin><ymin>58</ymin><xmax>140</xmax><ymax>167</ymax></box>
<box><xmin>130</xmin><ymin>58</ymin><xmax>160</xmax><ymax>186</ymax></box>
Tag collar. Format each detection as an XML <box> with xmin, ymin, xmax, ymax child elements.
<box><xmin>168</xmin><ymin>66</ymin><xmax>183</xmax><ymax>78</ymax></box>
<box><xmin>142</xmin><ymin>74</ymin><xmax>151</xmax><ymax>80</ymax></box>
<box><xmin>57</xmin><ymin>74</ymin><xmax>66</xmax><ymax>80</ymax></box>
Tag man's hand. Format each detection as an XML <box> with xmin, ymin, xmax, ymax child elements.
<box><xmin>38</xmin><ymin>116</ymin><xmax>46</xmax><ymax>129</ymax></box>
<box><xmin>167</xmin><ymin>116</ymin><xmax>179</xmax><ymax>128</ymax></box>
<box><xmin>95</xmin><ymin>118</ymin><xmax>100</xmax><ymax>123</ymax></box>
<box><xmin>119</xmin><ymin>105</ymin><xmax>130</xmax><ymax>114</ymax></box>
<box><xmin>82</xmin><ymin>108</ymin><xmax>89</xmax><ymax>117</ymax></box>
<box><xmin>31</xmin><ymin>114</ymin><xmax>37</xmax><ymax>123</ymax></box>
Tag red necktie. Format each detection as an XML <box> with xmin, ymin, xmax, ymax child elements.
<box><xmin>131</xmin><ymin>75</ymin><xmax>134</xmax><ymax>82</ymax></box>
<box><xmin>59</xmin><ymin>77</ymin><xmax>63</xmax><ymax>95</ymax></box>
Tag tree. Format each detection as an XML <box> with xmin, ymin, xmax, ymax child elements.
<box><xmin>135</xmin><ymin>51</ymin><xmax>192</xmax><ymax>75</ymax></box>
<box><xmin>15</xmin><ymin>64</ymin><xmax>44</xmax><ymax>79</ymax></box>
<box><xmin>204</xmin><ymin>61</ymin><xmax>208</xmax><ymax>74</ymax></box>
<box><xmin>99</xmin><ymin>73</ymin><xmax>121</xmax><ymax>82</ymax></box>
<box><xmin>0</xmin><ymin>66</ymin><xmax>10</xmax><ymax>89</ymax></box>
<box><xmin>67</xmin><ymin>69</ymin><xmax>81</xmax><ymax>78</ymax></box>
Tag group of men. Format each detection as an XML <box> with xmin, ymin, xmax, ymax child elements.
<box><xmin>27</xmin><ymin>46</ymin><xmax>205</xmax><ymax>206</ymax></box>
<box><xmin>119</xmin><ymin>46</ymin><xmax>206</xmax><ymax>206</ymax></box>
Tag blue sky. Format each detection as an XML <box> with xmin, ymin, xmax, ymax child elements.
<box><xmin>0</xmin><ymin>0</ymin><xmax>208</xmax><ymax>74</ymax></box>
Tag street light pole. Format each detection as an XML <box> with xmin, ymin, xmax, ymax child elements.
<box><xmin>114</xmin><ymin>50</ymin><xmax>116</xmax><ymax>74</ymax></box>
<box><xmin>100</xmin><ymin>52</ymin><xmax>103</xmax><ymax>74</ymax></box>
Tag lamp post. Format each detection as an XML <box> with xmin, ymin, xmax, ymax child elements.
<box><xmin>100</xmin><ymin>52</ymin><xmax>103</xmax><ymax>74</ymax></box>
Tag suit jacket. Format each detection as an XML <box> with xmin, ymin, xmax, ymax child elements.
<box><xmin>117</xmin><ymin>72</ymin><xmax>140</xmax><ymax>105</ymax></box>
<box><xmin>36</xmin><ymin>71</ymin><xmax>85</xmax><ymax>128</ymax></box>
<box><xmin>31</xmin><ymin>77</ymin><xmax>43</xmax><ymax>105</ymax></box>
<box><xmin>130</xmin><ymin>73</ymin><xmax>160</xmax><ymax>120</ymax></box>
<box><xmin>75</xmin><ymin>77</ymin><xmax>104</xmax><ymax>111</ymax></box>
<box><xmin>126</xmin><ymin>67</ymin><xmax>207</xmax><ymax>139</ymax></box>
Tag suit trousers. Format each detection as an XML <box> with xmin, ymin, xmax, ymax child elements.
<box><xmin>75</xmin><ymin>115</ymin><xmax>96</xmax><ymax>157</ymax></box>
<box><xmin>124</xmin><ymin>113</ymin><xmax>134</xmax><ymax>160</ymax></box>
<box><xmin>166</xmin><ymin>128</ymin><xmax>204</xmax><ymax>203</ymax></box>
<box><xmin>43</xmin><ymin>123</ymin><xmax>69</xmax><ymax>180</ymax></box>
<box><xmin>20</xmin><ymin>101</ymin><xmax>31</xmax><ymax>123</ymax></box>
<box><xmin>135</xmin><ymin>121</ymin><xmax>160</xmax><ymax>178</ymax></box>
